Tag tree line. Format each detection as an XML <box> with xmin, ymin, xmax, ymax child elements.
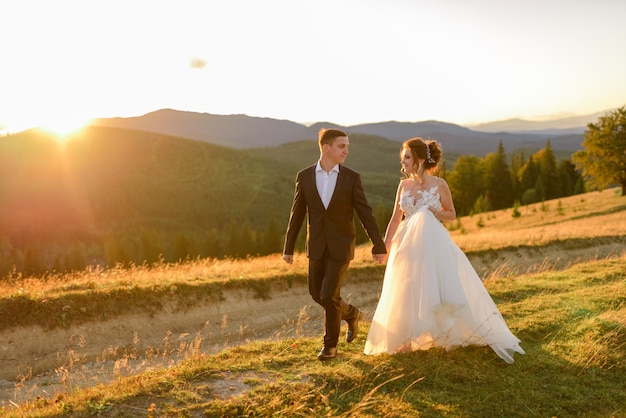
<box><xmin>446</xmin><ymin>139</ymin><xmax>584</xmax><ymax>216</ymax></box>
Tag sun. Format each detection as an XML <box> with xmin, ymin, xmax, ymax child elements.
<box><xmin>39</xmin><ymin>116</ymin><xmax>91</xmax><ymax>140</ymax></box>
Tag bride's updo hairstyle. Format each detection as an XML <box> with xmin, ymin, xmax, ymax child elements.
<box><xmin>401</xmin><ymin>137</ymin><xmax>442</xmax><ymax>175</ymax></box>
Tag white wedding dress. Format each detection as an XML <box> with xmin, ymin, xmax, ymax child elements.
<box><xmin>364</xmin><ymin>186</ymin><xmax>525</xmax><ymax>363</ymax></box>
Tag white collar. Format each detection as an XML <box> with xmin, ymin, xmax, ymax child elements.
<box><xmin>315</xmin><ymin>162</ymin><xmax>340</xmax><ymax>174</ymax></box>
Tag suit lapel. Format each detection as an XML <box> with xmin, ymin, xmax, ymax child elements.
<box><xmin>307</xmin><ymin>165</ymin><xmax>326</xmax><ymax>209</ymax></box>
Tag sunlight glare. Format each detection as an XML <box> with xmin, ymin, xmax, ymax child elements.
<box><xmin>40</xmin><ymin>116</ymin><xmax>91</xmax><ymax>140</ymax></box>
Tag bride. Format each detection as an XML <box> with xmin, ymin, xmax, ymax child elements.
<box><xmin>364</xmin><ymin>138</ymin><xmax>525</xmax><ymax>363</ymax></box>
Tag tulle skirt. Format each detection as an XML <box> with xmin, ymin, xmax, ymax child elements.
<box><xmin>364</xmin><ymin>208</ymin><xmax>525</xmax><ymax>363</ymax></box>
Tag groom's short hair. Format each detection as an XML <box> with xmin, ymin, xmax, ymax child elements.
<box><xmin>319</xmin><ymin>128</ymin><xmax>348</xmax><ymax>149</ymax></box>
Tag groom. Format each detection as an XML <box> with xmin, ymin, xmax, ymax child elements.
<box><xmin>283</xmin><ymin>128</ymin><xmax>387</xmax><ymax>361</ymax></box>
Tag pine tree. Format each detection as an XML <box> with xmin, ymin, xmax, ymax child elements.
<box><xmin>483</xmin><ymin>141</ymin><xmax>514</xmax><ymax>210</ymax></box>
<box><xmin>263</xmin><ymin>211</ymin><xmax>282</xmax><ymax>255</ymax></box>
<box><xmin>509</xmin><ymin>151</ymin><xmax>526</xmax><ymax>202</ymax></box>
<box><xmin>140</xmin><ymin>229</ymin><xmax>162</xmax><ymax>265</ymax></box>
<box><xmin>227</xmin><ymin>220</ymin><xmax>239</xmax><ymax>258</ymax></box>
<box><xmin>537</xmin><ymin>140</ymin><xmax>559</xmax><ymax>199</ymax></box>
<box><xmin>519</xmin><ymin>155</ymin><xmax>540</xmax><ymax>198</ymax></box>
<box><xmin>575</xmin><ymin>176</ymin><xmax>586</xmax><ymax>194</ymax></box>
<box><xmin>447</xmin><ymin>155</ymin><xmax>484</xmax><ymax>216</ymax></box>
<box><xmin>202</xmin><ymin>228</ymin><xmax>222</xmax><ymax>259</ymax></box>
<box><xmin>52</xmin><ymin>255</ymin><xmax>65</xmax><ymax>273</ymax></box>
<box><xmin>68</xmin><ymin>245</ymin><xmax>86</xmax><ymax>271</ymax></box>
<box><xmin>173</xmin><ymin>234</ymin><xmax>192</xmax><ymax>262</ymax></box>
<box><xmin>0</xmin><ymin>237</ymin><xmax>14</xmax><ymax>279</ymax></box>
<box><xmin>558</xmin><ymin>159</ymin><xmax>581</xmax><ymax>197</ymax></box>
<box><xmin>23</xmin><ymin>247</ymin><xmax>46</xmax><ymax>276</ymax></box>
<box><xmin>105</xmin><ymin>237</ymin><xmax>132</xmax><ymax>267</ymax></box>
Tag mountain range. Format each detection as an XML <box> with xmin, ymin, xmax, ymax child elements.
<box><xmin>90</xmin><ymin>108</ymin><xmax>610</xmax><ymax>156</ymax></box>
<box><xmin>467</xmin><ymin>111</ymin><xmax>608</xmax><ymax>134</ymax></box>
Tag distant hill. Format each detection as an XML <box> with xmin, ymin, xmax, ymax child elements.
<box><xmin>343</xmin><ymin>120</ymin><xmax>583</xmax><ymax>156</ymax></box>
<box><xmin>252</xmin><ymin>133</ymin><xmax>404</xmax><ymax>206</ymax></box>
<box><xmin>91</xmin><ymin>108</ymin><xmax>593</xmax><ymax>156</ymax></box>
<box><xmin>0</xmin><ymin>126</ymin><xmax>299</xmax><ymax>253</ymax></box>
<box><xmin>91</xmin><ymin>109</ymin><xmax>314</xmax><ymax>149</ymax></box>
<box><xmin>467</xmin><ymin>110</ymin><xmax>611</xmax><ymax>135</ymax></box>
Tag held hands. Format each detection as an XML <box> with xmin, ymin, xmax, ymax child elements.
<box><xmin>373</xmin><ymin>254</ymin><xmax>387</xmax><ymax>264</ymax></box>
<box><xmin>284</xmin><ymin>254</ymin><xmax>386</xmax><ymax>264</ymax></box>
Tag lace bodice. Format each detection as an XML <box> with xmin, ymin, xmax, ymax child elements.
<box><xmin>400</xmin><ymin>186</ymin><xmax>441</xmax><ymax>218</ymax></box>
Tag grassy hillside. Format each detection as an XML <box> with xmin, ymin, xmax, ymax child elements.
<box><xmin>252</xmin><ymin>134</ymin><xmax>461</xmax><ymax>208</ymax></box>
<box><xmin>253</xmin><ymin>134</ymin><xmax>400</xmax><ymax>207</ymax></box>
<box><xmin>1</xmin><ymin>126</ymin><xmax>299</xmax><ymax>234</ymax></box>
<box><xmin>0</xmin><ymin>188</ymin><xmax>624</xmax><ymax>416</ymax></box>
<box><xmin>0</xmin><ymin>127</ymin><xmax>304</xmax><ymax>268</ymax></box>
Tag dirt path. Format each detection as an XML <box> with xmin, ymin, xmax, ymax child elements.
<box><xmin>0</xmin><ymin>279</ymin><xmax>385</xmax><ymax>407</ymax></box>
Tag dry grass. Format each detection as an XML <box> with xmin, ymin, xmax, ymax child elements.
<box><xmin>0</xmin><ymin>255</ymin><xmax>302</xmax><ymax>300</ymax></box>
<box><xmin>451</xmin><ymin>188</ymin><xmax>626</xmax><ymax>251</ymax></box>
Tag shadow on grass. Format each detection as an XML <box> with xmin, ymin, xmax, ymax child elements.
<box><xmin>468</xmin><ymin>235</ymin><xmax>626</xmax><ymax>261</ymax></box>
<box><xmin>189</xmin><ymin>327</ymin><xmax>625</xmax><ymax>417</ymax></box>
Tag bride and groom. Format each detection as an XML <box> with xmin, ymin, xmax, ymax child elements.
<box><xmin>282</xmin><ymin>128</ymin><xmax>524</xmax><ymax>364</ymax></box>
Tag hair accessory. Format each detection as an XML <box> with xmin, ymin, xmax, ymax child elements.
<box><xmin>425</xmin><ymin>144</ymin><xmax>435</xmax><ymax>164</ymax></box>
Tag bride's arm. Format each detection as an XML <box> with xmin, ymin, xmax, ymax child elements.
<box><xmin>383</xmin><ymin>182</ymin><xmax>405</xmax><ymax>250</ymax></box>
<box><xmin>432</xmin><ymin>178</ymin><xmax>456</xmax><ymax>222</ymax></box>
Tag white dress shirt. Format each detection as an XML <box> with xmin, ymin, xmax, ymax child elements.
<box><xmin>315</xmin><ymin>162</ymin><xmax>339</xmax><ymax>209</ymax></box>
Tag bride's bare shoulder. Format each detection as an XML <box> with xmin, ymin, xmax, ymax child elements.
<box><xmin>434</xmin><ymin>176</ymin><xmax>449</xmax><ymax>186</ymax></box>
<box><xmin>399</xmin><ymin>178</ymin><xmax>410</xmax><ymax>186</ymax></box>
<box><xmin>398</xmin><ymin>178</ymin><xmax>413</xmax><ymax>191</ymax></box>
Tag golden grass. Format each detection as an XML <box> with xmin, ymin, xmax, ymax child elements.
<box><xmin>0</xmin><ymin>255</ymin><xmax>302</xmax><ymax>300</ymax></box>
<box><xmin>451</xmin><ymin>188</ymin><xmax>626</xmax><ymax>251</ymax></box>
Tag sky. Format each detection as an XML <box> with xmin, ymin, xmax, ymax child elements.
<box><xmin>1</xmin><ymin>0</ymin><xmax>625</xmax><ymax>135</ymax></box>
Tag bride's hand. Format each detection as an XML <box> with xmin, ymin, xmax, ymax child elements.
<box><xmin>373</xmin><ymin>254</ymin><xmax>386</xmax><ymax>264</ymax></box>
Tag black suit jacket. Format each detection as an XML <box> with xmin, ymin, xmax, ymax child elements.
<box><xmin>283</xmin><ymin>164</ymin><xmax>386</xmax><ymax>261</ymax></box>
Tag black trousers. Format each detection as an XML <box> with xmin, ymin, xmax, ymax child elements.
<box><xmin>308</xmin><ymin>252</ymin><xmax>359</xmax><ymax>348</ymax></box>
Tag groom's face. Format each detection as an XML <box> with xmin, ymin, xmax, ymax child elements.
<box><xmin>324</xmin><ymin>136</ymin><xmax>350</xmax><ymax>166</ymax></box>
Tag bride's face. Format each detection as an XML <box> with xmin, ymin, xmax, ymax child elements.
<box><xmin>401</xmin><ymin>148</ymin><xmax>417</xmax><ymax>173</ymax></box>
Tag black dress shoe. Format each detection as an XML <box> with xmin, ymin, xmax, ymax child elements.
<box><xmin>346</xmin><ymin>310</ymin><xmax>361</xmax><ymax>343</ymax></box>
<box><xmin>317</xmin><ymin>346</ymin><xmax>337</xmax><ymax>361</ymax></box>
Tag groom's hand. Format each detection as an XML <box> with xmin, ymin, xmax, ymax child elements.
<box><xmin>282</xmin><ymin>254</ymin><xmax>294</xmax><ymax>264</ymax></box>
